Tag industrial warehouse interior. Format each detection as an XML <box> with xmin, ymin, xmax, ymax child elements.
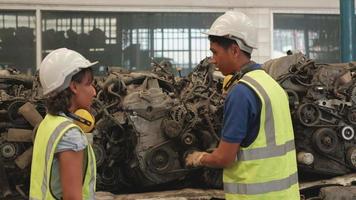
<box><xmin>0</xmin><ymin>0</ymin><xmax>356</xmax><ymax>199</ymax></box>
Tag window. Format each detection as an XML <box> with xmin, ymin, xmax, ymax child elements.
<box><xmin>42</xmin><ymin>12</ymin><xmax>221</xmax><ymax>75</ymax></box>
<box><xmin>273</xmin><ymin>13</ymin><xmax>340</xmax><ymax>63</ymax></box>
<box><xmin>0</xmin><ymin>11</ymin><xmax>36</xmax><ymax>73</ymax></box>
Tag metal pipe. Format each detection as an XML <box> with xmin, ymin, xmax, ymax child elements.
<box><xmin>15</xmin><ymin>147</ymin><xmax>33</xmax><ymax>169</ymax></box>
<box><xmin>340</xmin><ymin>0</ymin><xmax>355</xmax><ymax>62</ymax></box>
<box><xmin>18</xmin><ymin>102</ymin><xmax>43</xmax><ymax>127</ymax></box>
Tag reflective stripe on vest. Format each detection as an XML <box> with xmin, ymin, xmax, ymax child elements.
<box><xmin>41</xmin><ymin>121</ymin><xmax>72</xmax><ymax>196</ymax></box>
<box><xmin>88</xmin><ymin>147</ymin><xmax>96</xmax><ymax>198</ymax></box>
<box><xmin>224</xmin><ymin>171</ymin><xmax>298</xmax><ymax>195</ymax></box>
<box><xmin>238</xmin><ymin>139</ymin><xmax>295</xmax><ymax>161</ymax></box>
<box><xmin>237</xmin><ymin>75</ymin><xmax>295</xmax><ymax>161</ymax></box>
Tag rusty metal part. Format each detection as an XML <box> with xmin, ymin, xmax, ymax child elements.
<box><xmin>18</xmin><ymin>102</ymin><xmax>43</xmax><ymax>127</ymax></box>
<box><xmin>4</xmin><ymin>128</ymin><xmax>33</xmax><ymax>142</ymax></box>
<box><xmin>14</xmin><ymin>146</ymin><xmax>33</xmax><ymax>169</ymax></box>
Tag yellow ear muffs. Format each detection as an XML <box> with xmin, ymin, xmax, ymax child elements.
<box><xmin>73</xmin><ymin>109</ymin><xmax>95</xmax><ymax>133</ymax></box>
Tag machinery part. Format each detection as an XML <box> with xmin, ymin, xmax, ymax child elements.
<box><xmin>202</xmin><ymin>168</ymin><xmax>223</xmax><ymax>189</ymax></box>
<box><xmin>0</xmin><ymin>143</ymin><xmax>19</xmax><ymax>160</ymax></box>
<box><xmin>7</xmin><ymin>100</ymin><xmax>27</xmax><ymax>125</ymax></box>
<box><xmin>161</xmin><ymin>119</ymin><xmax>181</xmax><ymax>139</ymax></box>
<box><xmin>345</xmin><ymin>147</ymin><xmax>356</xmax><ymax>169</ymax></box>
<box><xmin>35</xmin><ymin>103</ymin><xmax>47</xmax><ymax>117</ymax></box>
<box><xmin>351</xmin><ymin>86</ymin><xmax>356</xmax><ymax>104</ymax></box>
<box><xmin>285</xmin><ymin>89</ymin><xmax>300</xmax><ymax>110</ymax></box>
<box><xmin>4</xmin><ymin>128</ymin><xmax>33</xmax><ymax>142</ymax></box>
<box><xmin>297</xmin><ymin>152</ymin><xmax>314</xmax><ymax>165</ymax></box>
<box><xmin>18</xmin><ymin>102</ymin><xmax>43</xmax><ymax>127</ymax></box>
<box><xmin>297</xmin><ymin>103</ymin><xmax>321</xmax><ymax>126</ymax></box>
<box><xmin>145</xmin><ymin>145</ymin><xmax>179</xmax><ymax>175</ymax></box>
<box><xmin>319</xmin><ymin>186</ymin><xmax>356</xmax><ymax>200</ymax></box>
<box><xmin>149</xmin><ymin>148</ymin><xmax>171</xmax><ymax>173</ymax></box>
<box><xmin>347</xmin><ymin>108</ymin><xmax>356</xmax><ymax>126</ymax></box>
<box><xmin>180</xmin><ymin>133</ymin><xmax>196</xmax><ymax>147</ymax></box>
<box><xmin>170</xmin><ymin>106</ymin><xmax>187</xmax><ymax>123</ymax></box>
<box><xmin>0</xmin><ymin>158</ymin><xmax>12</xmax><ymax>197</ymax></box>
<box><xmin>200</xmin><ymin>130</ymin><xmax>215</xmax><ymax>149</ymax></box>
<box><xmin>312</xmin><ymin>128</ymin><xmax>338</xmax><ymax>154</ymax></box>
<box><xmin>99</xmin><ymin>167</ymin><xmax>118</xmax><ymax>187</ymax></box>
<box><xmin>341</xmin><ymin>126</ymin><xmax>355</xmax><ymax>141</ymax></box>
<box><xmin>14</xmin><ymin>146</ymin><xmax>33</xmax><ymax>169</ymax></box>
<box><xmin>93</xmin><ymin>143</ymin><xmax>106</xmax><ymax>167</ymax></box>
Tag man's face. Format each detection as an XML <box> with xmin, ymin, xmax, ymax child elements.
<box><xmin>209</xmin><ymin>42</ymin><xmax>235</xmax><ymax>76</ymax></box>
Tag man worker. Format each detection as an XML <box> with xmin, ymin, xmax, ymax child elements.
<box><xmin>185</xmin><ymin>11</ymin><xmax>300</xmax><ymax>199</ymax></box>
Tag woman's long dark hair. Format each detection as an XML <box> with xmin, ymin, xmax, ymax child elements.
<box><xmin>45</xmin><ymin>68</ymin><xmax>93</xmax><ymax>115</ymax></box>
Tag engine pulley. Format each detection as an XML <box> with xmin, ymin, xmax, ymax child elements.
<box><xmin>147</xmin><ymin>147</ymin><xmax>176</xmax><ymax>173</ymax></box>
<box><xmin>0</xmin><ymin>143</ymin><xmax>19</xmax><ymax>160</ymax></box>
<box><xmin>346</xmin><ymin>147</ymin><xmax>356</xmax><ymax>169</ymax></box>
<box><xmin>341</xmin><ymin>126</ymin><xmax>355</xmax><ymax>141</ymax></box>
<box><xmin>297</xmin><ymin>103</ymin><xmax>321</xmax><ymax>126</ymax></box>
<box><xmin>312</xmin><ymin>128</ymin><xmax>338</xmax><ymax>154</ymax></box>
<box><xmin>7</xmin><ymin>100</ymin><xmax>27</xmax><ymax>125</ymax></box>
<box><xmin>180</xmin><ymin>132</ymin><xmax>196</xmax><ymax>147</ymax></box>
<box><xmin>161</xmin><ymin>119</ymin><xmax>181</xmax><ymax>139</ymax></box>
<box><xmin>347</xmin><ymin>108</ymin><xmax>356</xmax><ymax>126</ymax></box>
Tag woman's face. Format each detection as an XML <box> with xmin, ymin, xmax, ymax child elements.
<box><xmin>69</xmin><ymin>70</ymin><xmax>96</xmax><ymax>111</ymax></box>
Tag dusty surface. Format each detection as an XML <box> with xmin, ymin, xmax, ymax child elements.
<box><xmin>95</xmin><ymin>188</ymin><xmax>225</xmax><ymax>200</ymax></box>
<box><xmin>300</xmin><ymin>173</ymin><xmax>356</xmax><ymax>190</ymax></box>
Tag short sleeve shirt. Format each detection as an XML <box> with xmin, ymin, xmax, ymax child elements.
<box><xmin>50</xmin><ymin>113</ymin><xmax>88</xmax><ymax>199</ymax></box>
<box><xmin>221</xmin><ymin>67</ymin><xmax>262</xmax><ymax>147</ymax></box>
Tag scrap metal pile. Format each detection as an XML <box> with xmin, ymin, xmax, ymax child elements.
<box><xmin>0</xmin><ymin>58</ymin><xmax>225</xmax><ymax>198</ymax></box>
<box><xmin>0</xmin><ymin>69</ymin><xmax>44</xmax><ymax>197</ymax></box>
<box><xmin>90</xmin><ymin>58</ymin><xmax>224</xmax><ymax>192</ymax></box>
<box><xmin>1</xmin><ymin>54</ymin><xmax>356</xmax><ymax>198</ymax></box>
<box><xmin>264</xmin><ymin>53</ymin><xmax>356</xmax><ymax>177</ymax></box>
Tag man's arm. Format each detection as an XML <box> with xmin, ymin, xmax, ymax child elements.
<box><xmin>201</xmin><ymin>140</ymin><xmax>240</xmax><ymax>168</ymax></box>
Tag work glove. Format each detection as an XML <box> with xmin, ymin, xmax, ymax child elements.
<box><xmin>185</xmin><ymin>151</ymin><xmax>208</xmax><ymax>167</ymax></box>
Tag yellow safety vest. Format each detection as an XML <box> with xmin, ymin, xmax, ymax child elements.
<box><xmin>223</xmin><ymin>69</ymin><xmax>300</xmax><ymax>200</ymax></box>
<box><xmin>29</xmin><ymin>114</ymin><xmax>96</xmax><ymax>200</ymax></box>
<box><xmin>223</xmin><ymin>75</ymin><xmax>233</xmax><ymax>95</ymax></box>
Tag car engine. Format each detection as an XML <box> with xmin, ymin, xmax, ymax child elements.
<box><xmin>91</xmin><ymin>58</ymin><xmax>224</xmax><ymax>192</ymax></box>
<box><xmin>264</xmin><ymin>53</ymin><xmax>356</xmax><ymax>178</ymax></box>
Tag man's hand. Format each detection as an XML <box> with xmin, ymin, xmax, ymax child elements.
<box><xmin>185</xmin><ymin>151</ymin><xmax>208</xmax><ymax>167</ymax></box>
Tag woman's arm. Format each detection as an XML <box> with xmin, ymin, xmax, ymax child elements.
<box><xmin>58</xmin><ymin>150</ymin><xmax>84</xmax><ymax>200</ymax></box>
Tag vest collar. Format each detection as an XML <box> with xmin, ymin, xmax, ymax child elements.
<box><xmin>223</xmin><ymin>61</ymin><xmax>261</xmax><ymax>92</ymax></box>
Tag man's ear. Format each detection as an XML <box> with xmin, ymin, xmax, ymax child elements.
<box><xmin>69</xmin><ymin>81</ymin><xmax>78</xmax><ymax>94</ymax></box>
<box><xmin>230</xmin><ymin>44</ymin><xmax>240</xmax><ymax>58</ymax></box>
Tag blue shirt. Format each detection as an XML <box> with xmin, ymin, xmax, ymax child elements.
<box><xmin>221</xmin><ymin>68</ymin><xmax>262</xmax><ymax>147</ymax></box>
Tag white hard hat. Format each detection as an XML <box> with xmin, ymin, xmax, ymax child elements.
<box><xmin>39</xmin><ymin>48</ymin><xmax>98</xmax><ymax>96</ymax></box>
<box><xmin>205</xmin><ymin>10</ymin><xmax>258</xmax><ymax>54</ymax></box>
